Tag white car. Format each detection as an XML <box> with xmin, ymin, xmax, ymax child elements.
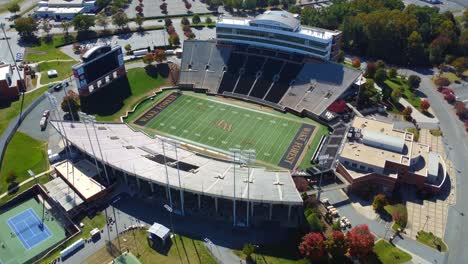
<box><xmin>40</xmin><ymin>116</ymin><xmax>47</xmax><ymax>130</ymax></box>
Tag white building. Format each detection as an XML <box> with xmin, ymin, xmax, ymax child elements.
<box><xmin>35</xmin><ymin>0</ymin><xmax>97</xmax><ymax>20</ymax></box>
<box><xmin>216</xmin><ymin>10</ymin><xmax>342</xmax><ymax>61</ymax></box>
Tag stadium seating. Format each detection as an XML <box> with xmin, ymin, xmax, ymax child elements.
<box><xmin>264</xmin><ymin>62</ymin><xmax>303</xmax><ymax>103</ymax></box>
<box><xmin>249</xmin><ymin>58</ymin><xmax>282</xmax><ymax>98</ymax></box>
<box><xmin>218</xmin><ymin>72</ymin><xmax>238</xmax><ymax>93</ymax></box>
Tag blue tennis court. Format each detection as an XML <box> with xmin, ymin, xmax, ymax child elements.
<box><xmin>7</xmin><ymin>208</ymin><xmax>52</xmax><ymax>250</ymax></box>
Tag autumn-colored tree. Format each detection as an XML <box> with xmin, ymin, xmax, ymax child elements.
<box><xmin>154</xmin><ymin>49</ymin><xmax>166</xmax><ymax>63</ymax></box>
<box><xmin>299</xmin><ymin>233</ymin><xmax>325</xmax><ymax>261</ymax></box>
<box><xmin>420</xmin><ymin>99</ymin><xmax>430</xmax><ymax>112</ymax></box>
<box><xmin>351</xmin><ymin>58</ymin><xmax>361</xmax><ymax>68</ymax></box>
<box><xmin>164</xmin><ymin>17</ymin><xmax>172</xmax><ymax>27</ymax></box>
<box><xmin>346</xmin><ymin>225</ymin><xmax>375</xmax><ymax>259</ymax></box>
<box><xmin>135</xmin><ymin>5</ymin><xmax>143</xmax><ymax>13</ymax></box>
<box><xmin>445</xmin><ymin>93</ymin><xmax>456</xmax><ymax>103</ymax></box>
<box><xmin>293</xmin><ymin>177</ymin><xmax>309</xmax><ymax>192</ymax></box>
<box><xmin>181</xmin><ymin>17</ymin><xmax>190</xmax><ymax>25</ymax></box>
<box><xmin>402</xmin><ymin>106</ymin><xmax>413</xmax><ymax>119</ymax></box>
<box><xmin>142</xmin><ymin>53</ymin><xmax>154</xmax><ymax>65</ymax></box>
<box><xmin>372</xmin><ymin>194</ymin><xmax>387</xmax><ymax>212</ymax></box>
<box><xmin>364</xmin><ymin>62</ymin><xmax>377</xmax><ymax>78</ymax></box>
<box><xmin>185</xmin><ymin>2</ymin><xmax>192</xmax><ymax>11</ymax></box>
<box><xmin>454</xmin><ymin>101</ymin><xmax>467</xmax><ymax>119</ymax></box>
<box><xmin>434</xmin><ymin>77</ymin><xmax>450</xmax><ymax>87</ymax></box>
<box><xmin>169</xmin><ymin>63</ymin><xmax>180</xmax><ymax>85</ymax></box>
<box><xmin>325</xmin><ymin>231</ymin><xmax>349</xmax><ymax>257</ymax></box>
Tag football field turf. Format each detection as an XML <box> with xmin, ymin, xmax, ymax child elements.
<box><xmin>130</xmin><ymin>92</ymin><xmax>328</xmax><ymax>169</ymax></box>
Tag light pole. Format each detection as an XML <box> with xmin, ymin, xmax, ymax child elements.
<box><xmin>46</xmin><ymin>92</ymin><xmax>73</xmax><ymax>157</ymax></box>
<box><xmin>164</xmin><ymin>204</ymin><xmax>182</xmax><ymax>264</ymax></box>
<box><xmin>28</xmin><ymin>170</ymin><xmax>45</xmax><ymax>227</ymax></box>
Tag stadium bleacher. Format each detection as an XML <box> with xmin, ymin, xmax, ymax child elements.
<box><xmin>179</xmin><ymin>40</ymin><xmax>361</xmax><ymax>118</ymax></box>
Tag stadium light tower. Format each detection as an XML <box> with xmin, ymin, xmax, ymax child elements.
<box><xmin>46</xmin><ymin>92</ymin><xmax>72</xmax><ymax>156</ymax></box>
<box><xmin>160</xmin><ymin>139</ymin><xmax>173</xmax><ymax>210</ymax></box>
<box><xmin>243</xmin><ymin>149</ymin><xmax>256</xmax><ymax>227</ymax></box>
<box><xmin>229</xmin><ymin>148</ymin><xmax>241</xmax><ymax>226</ymax></box>
<box><xmin>171</xmin><ymin>140</ymin><xmax>184</xmax><ymax>215</ymax></box>
<box><xmin>28</xmin><ymin>169</ymin><xmax>45</xmax><ymax>227</ymax></box>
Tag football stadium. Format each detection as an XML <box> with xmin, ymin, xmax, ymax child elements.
<box><xmin>52</xmin><ymin>10</ymin><xmax>360</xmax><ymax>228</ymax></box>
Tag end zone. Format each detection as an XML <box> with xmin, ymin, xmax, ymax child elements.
<box><xmin>278</xmin><ymin>123</ymin><xmax>316</xmax><ymax>170</ymax></box>
<box><xmin>134</xmin><ymin>92</ymin><xmax>181</xmax><ymax>126</ymax></box>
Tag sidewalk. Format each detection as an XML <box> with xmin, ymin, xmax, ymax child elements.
<box><xmin>0</xmin><ymin>168</ymin><xmax>53</xmax><ymax>199</ymax></box>
<box><xmin>399</xmin><ymin>98</ymin><xmax>439</xmax><ymax>128</ymax></box>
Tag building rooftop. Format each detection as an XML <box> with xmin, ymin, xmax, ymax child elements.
<box><xmin>54</xmin><ymin>160</ymin><xmax>105</xmax><ymax>200</ymax></box>
<box><xmin>217</xmin><ymin>10</ymin><xmax>339</xmax><ymax>40</ymax></box>
<box><xmin>36</xmin><ymin>6</ymin><xmax>84</xmax><ymax>13</ymax></box>
<box><xmin>50</xmin><ymin>122</ymin><xmax>303</xmax><ymax>205</ymax></box>
<box><xmin>0</xmin><ymin>64</ymin><xmax>11</xmax><ymax>81</ymax></box>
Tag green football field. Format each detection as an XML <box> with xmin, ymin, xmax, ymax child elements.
<box><xmin>0</xmin><ymin>197</ymin><xmax>67</xmax><ymax>264</ymax></box>
<box><xmin>129</xmin><ymin>92</ymin><xmax>328</xmax><ymax>169</ymax></box>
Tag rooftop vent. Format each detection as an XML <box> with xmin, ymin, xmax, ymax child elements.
<box><xmin>110</xmin><ymin>136</ymin><xmax>119</xmax><ymax>140</ymax></box>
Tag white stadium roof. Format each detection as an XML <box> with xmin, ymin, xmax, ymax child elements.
<box><xmin>51</xmin><ymin>122</ymin><xmax>303</xmax><ymax>205</ymax></box>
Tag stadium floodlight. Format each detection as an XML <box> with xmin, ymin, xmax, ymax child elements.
<box><xmin>164</xmin><ymin>204</ymin><xmax>173</xmax><ymax>213</ymax></box>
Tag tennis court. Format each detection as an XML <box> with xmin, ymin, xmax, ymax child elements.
<box><xmin>7</xmin><ymin>208</ymin><xmax>52</xmax><ymax>250</ymax></box>
<box><xmin>113</xmin><ymin>252</ymin><xmax>142</xmax><ymax>264</ymax></box>
<box><xmin>0</xmin><ymin>197</ymin><xmax>67</xmax><ymax>264</ymax></box>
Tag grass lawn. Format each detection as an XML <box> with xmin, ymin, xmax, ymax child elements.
<box><xmin>384</xmin><ymin>78</ymin><xmax>421</xmax><ymax>109</ymax></box>
<box><xmin>373</xmin><ymin>240</ymin><xmax>412</xmax><ymax>264</ymax></box>
<box><xmin>233</xmin><ymin>249</ymin><xmax>308</xmax><ymax>264</ymax></box>
<box><xmin>0</xmin><ymin>173</ymin><xmax>50</xmax><ymax>206</ymax></box>
<box><xmin>39</xmin><ymin>60</ymin><xmax>76</xmax><ymax>84</ymax></box>
<box><xmin>0</xmin><ymin>0</ymin><xmax>23</xmax><ymax>13</ymax></box>
<box><xmin>0</xmin><ymin>86</ymin><xmax>48</xmax><ymax>135</ymax></box>
<box><xmin>127</xmin><ymin>92</ymin><xmax>327</xmax><ymax>168</ymax></box>
<box><xmin>83</xmin><ymin>229</ymin><xmax>216</xmax><ymax>264</ymax></box>
<box><xmin>40</xmin><ymin>212</ymin><xmax>107</xmax><ymax>264</ymax></box>
<box><xmin>384</xmin><ymin>204</ymin><xmax>408</xmax><ymax>230</ymax></box>
<box><xmin>417</xmin><ymin>230</ymin><xmax>447</xmax><ymax>252</ymax></box>
<box><xmin>25</xmin><ymin>36</ymin><xmax>72</xmax><ymax>62</ymax></box>
<box><xmin>94</xmin><ymin>67</ymin><xmax>168</xmax><ymax>122</ymax></box>
<box><xmin>440</xmin><ymin>72</ymin><xmax>460</xmax><ymax>83</ymax></box>
<box><xmin>0</xmin><ymin>132</ymin><xmax>48</xmax><ymax>194</ymax></box>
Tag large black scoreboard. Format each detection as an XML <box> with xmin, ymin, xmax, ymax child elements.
<box><xmin>72</xmin><ymin>45</ymin><xmax>126</xmax><ymax>96</ymax></box>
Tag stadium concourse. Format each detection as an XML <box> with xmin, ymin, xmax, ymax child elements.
<box><xmin>178</xmin><ymin>40</ymin><xmax>361</xmax><ymax>117</ymax></box>
<box><xmin>50</xmin><ymin>121</ymin><xmax>303</xmax><ymax>227</ymax></box>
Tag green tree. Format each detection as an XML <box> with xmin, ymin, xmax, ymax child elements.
<box><xmin>169</xmin><ymin>34</ymin><xmax>180</xmax><ymax>46</ymax></box>
<box><xmin>374</xmin><ymin>68</ymin><xmax>387</xmax><ymax>83</ymax></box>
<box><xmin>112</xmin><ymin>12</ymin><xmax>129</xmax><ymax>30</ymax></box>
<box><xmin>96</xmin><ymin>13</ymin><xmax>109</xmax><ymax>31</ymax></box>
<box><xmin>60</xmin><ymin>21</ymin><xmax>72</xmax><ymax>36</ymax></box>
<box><xmin>7</xmin><ymin>3</ymin><xmax>20</xmax><ymax>15</ymax></box>
<box><xmin>407</xmin><ymin>31</ymin><xmax>426</xmax><ymax>66</ymax></box>
<box><xmin>135</xmin><ymin>15</ymin><xmax>144</xmax><ymax>29</ymax></box>
<box><xmin>407</xmin><ymin>75</ymin><xmax>421</xmax><ymax>89</ymax></box>
<box><xmin>243</xmin><ymin>0</ymin><xmax>257</xmax><ymax>10</ymax></box>
<box><xmin>232</xmin><ymin>0</ymin><xmax>243</xmax><ymax>10</ymax></box>
<box><xmin>96</xmin><ymin>0</ymin><xmax>112</xmax><ymax>8</ymax></box>
<box><xmin>192</xmin><ymin>14</ymin><xmax>201</xmax><ymax>24</ymax></box>
<box><xmin>124</xmin><ymin>44</ymin><xmax>132</xmax><ymax>52</ymax></box>
<box><xmin>205</xmin><ymin>17</ymin><xmax>213</xmax><ymax>24</ymax></box>
<box><xmin>5</xmin><ymin>171</ymin><xmax>17</xmax><ymax>185</ymax></box>
<box><xmin>391</xmin><ymin>88</ymin><xmax>402</xmax><ymax>102</ymax></box>
<box><xmin>372</xmin><ymin>194</ymin><xmax>387</xmax><ymax>212</ymax></box>
<box><xmin>388</xmin><ymin>68</ymin><xmax>397</xmax><ymax>79</ymax></box>
<box><xmin>268</xmin><ymin>0</ymin><xmax>279</xmax><ymax>6</ymax></box>
<box><xmin>242</xmin><ymin>243</ymin><xmax>255</xmax><ymax>262</ymax></box>
<box><xmin>41</xmin><ymin>20</ymin><xmax>51</xmax><ymax>39</ymax></box>
<box><xmin>307</xmin><ymin>213</ymin><xmax>324</xmax><ymax>232</ymax></box>
<box><xmin>325</xmin><ymin>231</ymin><xmax>349</xmax><ymax>258</ymax></box>
<box><xmin>61</xmin><ymin>92</ymin><xmax>80</xmax><ymax>119</ymax></box>
<box><xmin>73</xmin><ymin>14</ymin><xmax>95</xmax><ymax>32</ymax></box>
<box><xmin>14</xmin><ymin>17</ymin><xmax>38</xmax><ymax>39</ymax></box>
<box><xmin>375</xmin><ymin>59</ymin><xmax>386</xmax><ymax>69</ymax></box>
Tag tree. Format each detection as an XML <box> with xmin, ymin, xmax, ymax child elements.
<box><xmin>407</xmin><ymin>75</ymin><xmax>421</xmax><ymax>89</ymax></box>
<box><xmin>182</xmin><ymin>25</ymin><xmax>191</xmax><ymax>32</ymax></box>
<box><xmin>142</xmin><ymin>53</ymin><xmax>154</xmax><ymax>66</ymax></box>
<box><xmin>181</xmin><ymin>17</ymin><xmax>190</xmax><ymax>26</ymax></box>
<box><xmin>96</xmin><ymin>0</ymin><xmax>112</xmax><ymax>8</ymax></box>
<box><xmin>96</xmin><ymin>13</ymin><xmax>109</xmax><ymax>31</ymax></box>
<box><xmin>185</xmin><ymin>2</ymin><xmax>192</xmax><ymax>11</ymax></box>
<box><xmin>351</xmin><ymin>58</ymin><xmax>361</xmax><ymax>68</ymax></box>
<box><xmin>299</xmin><ymin>233</ymin><xmax>325</xmax><ymax>261</ymax></box>
<box><xmin>364</xmin><ymin>62</ymin><xmax>376</xmax><ymax>78</ymax></box>
<box><xmin>307</xmin><ymin>213</ymin><xmax>324</xmax><ymax>232</ymax></box>
<box><xmin>135</xmin><ymin>5</ymin><xmax>143</xmax><ymax>14</ymax></box>
<box><xmin>407</xmin><ymin>31</ymin><xmax>426</xmax><ymax>66</ymax></box>
<box><xmin>325</xmin><ymin>231</ymin><xmax>349</xmax><ymax>257</ymax></box>
<box><xmin>7</xmin><ymin>3</ymin><xmax>20</xmax><ymax>15</ymax></box>
<box><xmin>124</xmin><ymin>44</ymin><xmax>132</xmax><ymax>53</ymax></box>
<box><xmin>169</xmin><ymin>34</ymin><xmax>180</xmax><ymax>46</ymax></box>
<box><xmin>451</xmin><ymin>57</ymin><xmax>468</xmax><ymax>75</ymax></box>
<box><xmin>61</xmin><ymin>91</ymin><xmax>80</xmax><ymax>119</ymax></box>
<box><xmin>374</xmin><ymin>68</ymin><xmax>387</xmax><ymax>83</ymax></box>
<box><xmin>60</xmin><ymin>21</ymin><xmax>72</xmax><ymax>36</ymax></box>
<box><xmin>166</xmin><ymin>25</ymin><xmax>176</xmax><ymax>35</ymax></box>
<box><xmin>185</xmin><ymin>32</ymin><xmax>196</xmax><ymax>39</ymax></box>
<box><xmin>360</xmin><ymin>79</ymin><xmax>381</xmax><ymax>106</ymax></box>
<box><xmin>445</xmin><ymin>93</ymin><xmax>456</xmax><ymax>103</ymax></box>
<box><xmin>420</xmin><ymin>99</ymin><xmax>430</xmax><ymax>112</ymax></box>
<box><xmin>41</xmin><ymin>20</ymin><xmax>51</xmax><ymax>39</ymax></box>
<box><xmin>463</xmin><ymin>9</ymin><xmax>468</xmax><ymax>28</ymax></box>
<box><xmin>336</xmin><ymin>50</ymin><xmax>345</xmax><ymax>63</ymax></box>
<box><xmin>205</xmin><ymin>17</ymin><xmax>213</xmax><ymax>24</ymax></box>
<box><xmin>429</xmin><ymin>35</ymin><xmax>452</xmax><ymax>65</ymax></box>
<box><xmin>192</xmin><ymin>14</ymin><xmax>201</xmax><ymax>24</ymax></box>
<box><xmin>434</xmin><ymin>77</ymin><xmax>450</xmax><ymax>86</ymax></box>
<box><xmin>14</xmin><ymin>17</ymin><xmax>38</xmax><ymax>39</ymax></box>
<box><xmin>454</xmin><ymin>101</ymin><xmax>467</xmax><ymax>119</ymax></box>
<box><xmin>164</xmin><ymin>18</ymin><xmax>172</xmax><ymax>27</ymax></box>
<box><xmin>391</xmin><ymin>88</ymin><xmax>402</xmax><ymax>102</ymax></box>
<box><xmin>402</xmin><ymin>106</ymin><xmax>413</xmax><ymax>119</ymax></box>
<box><xmin>169</xmin><ymin>63</ymin><xmax>180</xmax><ymax>86</ymax></box>
<box><xmin>112</xmin><ymin>12</ymin><xmax>129</xmax><ymax>30</ymax></box>
<box><xmin>135</xmin><ymin>15</ymin><xmax>144</xmax><ymax>29</ymax></box>
<box><xmin>346</xmin><ymin>225</ymin><xmax>374</xmax><ymax>260</ymax></box>
<box><xmin>372</xmin><ymin>194</ymin><xmax>387</xmax><ymax>212</ymax></box>
<box><xmin>268</xmin><ymin>0</ymin><xmax>279</xmax><ymax>6</ymax></box>
<box><xmin>160</xmin><ymin>2</ymin><xmax>168</xmax><ymax>13</ymax></box>
<box><xmin>243</xmin><ymin>0</ymin><xmax>257</xmax><ymax>10</ymax></box>
<box><xmin>293</xmin><ymin>177</ymin><xmax>309</xmax><ymax>192</ymax></box>
<box><xmin>73</xmin><ymin>14</ymin><xmax>95</xmax><ymax>32</ymax></box>
<box><xmin>375</xmin><ymin>59</ymin><xmax>386</xmax><ymax>69</ymax></box>
<box><xmin>5</xmin><ymin>171</ymin><xmax>17</xmax><ymax>184</ymax></box>
<box><xmin>388</xmin><ymin>68</ymin><xmax>397</xmax><ymax>79</ymax></box>
<box><xmin>242</xmin><ymin>243</ymin><xmax>255</xmax><ymax>262</ymax></box>
<box><xmin>154</xmin><ymin>49</ymin><xmax>166</xmax><ymax>63</ymax></box>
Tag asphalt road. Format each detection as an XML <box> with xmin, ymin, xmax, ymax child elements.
<box><xmin>400</xmin><ymin>67</ymin><xmax>468</xmax><ymax>264</ymax></box>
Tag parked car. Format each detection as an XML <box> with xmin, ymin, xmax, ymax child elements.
<box><xmin>53</xmin><ymin>83</ymin><xmax>62</xmax><ymax>91</ymax></box>
<box><xmin>40</xmin><ymin>117</ymin><xmax>47</xmax><ymax>130</ymax></box>
<box><xmin>43</xmin><ymin>110</ymin><xmax>50</xmax><ymax>118</ymax></box>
